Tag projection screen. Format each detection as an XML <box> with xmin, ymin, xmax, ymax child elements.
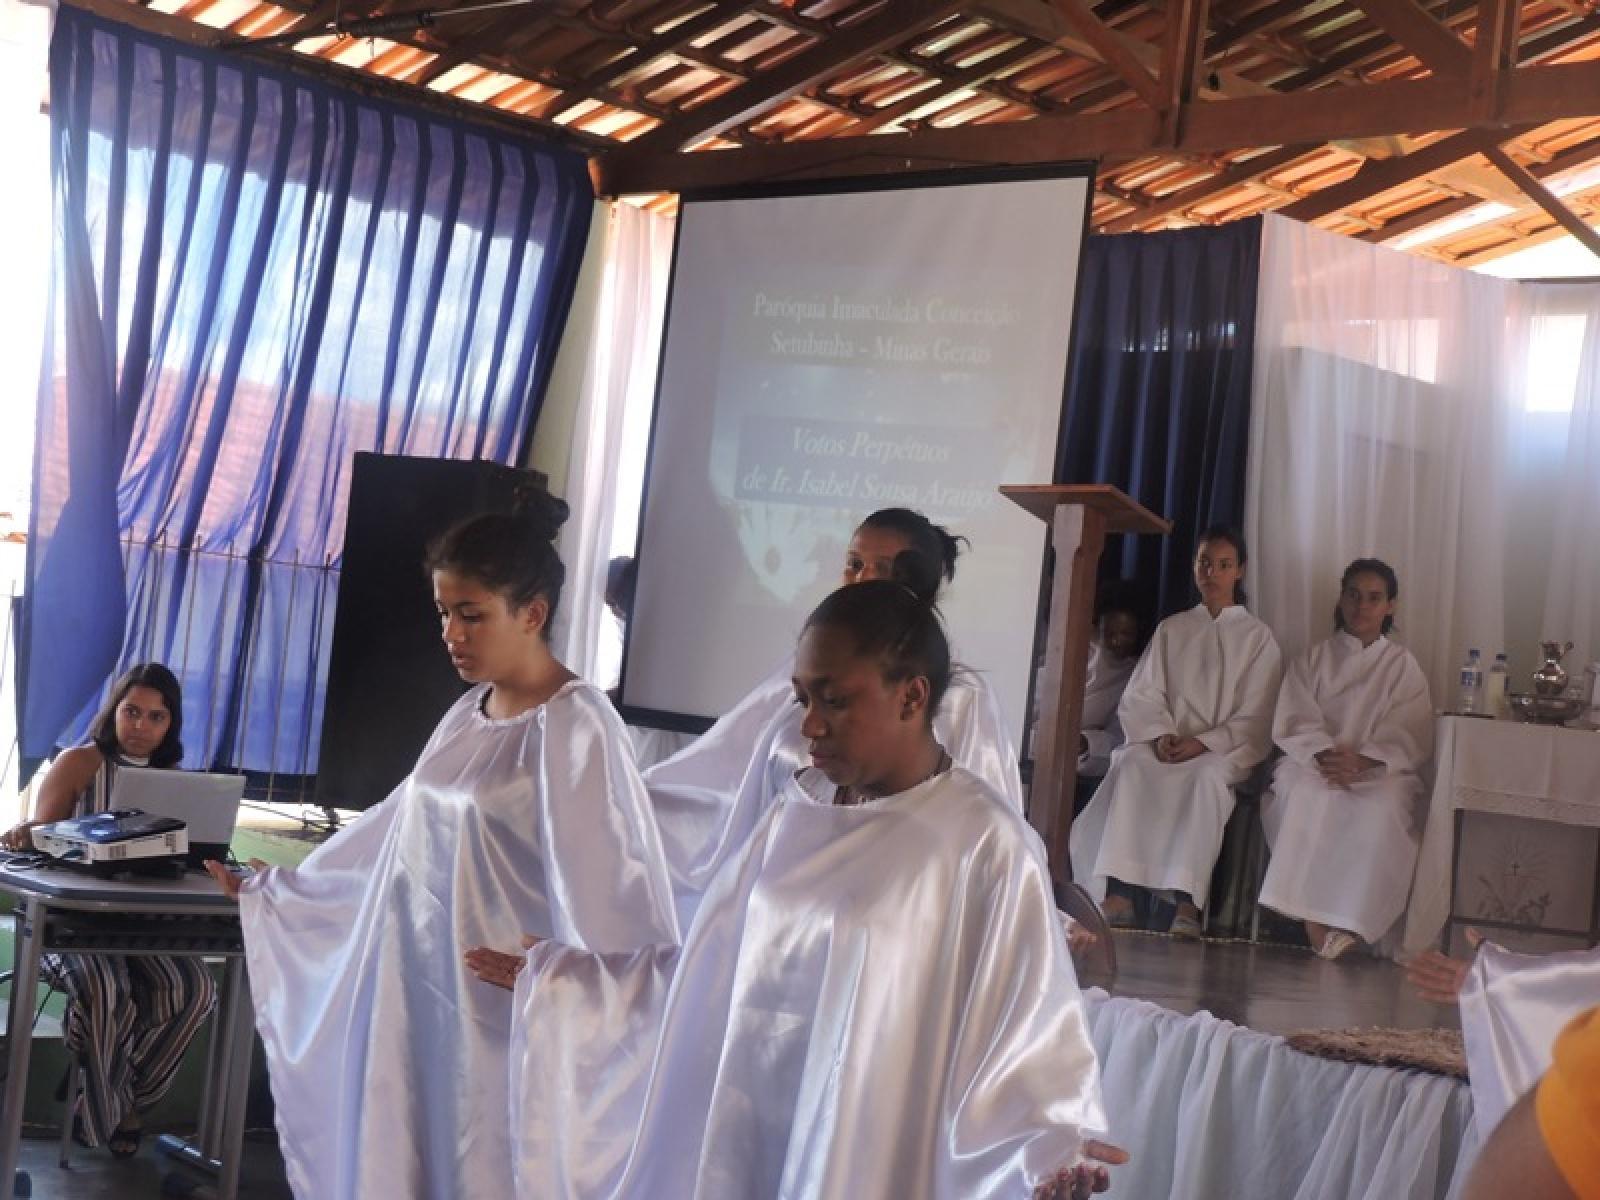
<box><xmin>619</xmin><ymin>166</ymin><xmax>1094</xmax><ymax>744</ymax></box>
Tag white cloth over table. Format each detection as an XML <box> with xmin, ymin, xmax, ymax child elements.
<box><xmin>507</xmin><ymin>765</ymin><xmax>1105</xmax><ymax>1200</ymax></box>
<box><xmin>1260</xmin><ymin>633</ymin><xmax>1434</xmax><ymax>945</ymax></box>
<box><xmin>1085</xmin><ymin>992</ymin><xmax>1478</xmax><ymax>1200</ymax></box>
<box><xmin>1402</xmin><ymin>716</ymin><xmax>1600</xmax><ymax>955</ymax></box>
<box><xmin>1458</xmin><ymin>940</ymin><xmax>1600</xmax><ymax>1141</ymax></box>
<box><xmin>238</xmin><ymin>682</ymin><xmax>679</xmax><ymax>1200</ymax></box>
<box><xmin>1070</xmin><ymin>604</ymin><xmax>1282</xmax><ymax>908</ymax></box>
<box><xmin>644</xmin><ymin>653</ymin><xmax>1022</xmax><ymax>926</ymax></box>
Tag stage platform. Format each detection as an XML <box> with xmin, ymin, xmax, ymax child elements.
<box><xmin>1086</xmin><ymin>932</ymin><xmax>1478</xmax><ymax>1200</ymax></box>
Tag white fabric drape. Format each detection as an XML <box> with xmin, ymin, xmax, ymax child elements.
<box><xmin>1523</xmin><ymin>284</ymin><xmax>1600</xmax><ymax>670</ymax></box>
<box><xmin>555</xmin><ymin>203</ymin><xmax>675</xmax><ymax>682</ymax></box>
<box><xmin>1245</xmin><ymin>215</ymin><xmax>1514</xmax><ymax>703</ymax></box>
<box><xmin>1084</xmin><ymin>991</ymin><xmax>1479</xmax><ymax>1200</ymax></box>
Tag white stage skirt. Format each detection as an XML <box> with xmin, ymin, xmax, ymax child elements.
<box><xmin>1083</xmin><ymin>992</ymin><xmax>1479</xmax><ymax>1199</ymax></box>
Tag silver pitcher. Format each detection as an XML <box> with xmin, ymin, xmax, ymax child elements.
<box><xmin>1533</xmin><ymin>640</ymin><xmax>1575</xmax><ymax>697</ymax></box>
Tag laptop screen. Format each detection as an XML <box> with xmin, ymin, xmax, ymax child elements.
<box><xmin>110</xmin><ymin>767</ymin><xmax>245</xmax><ymax>851</ymax></box>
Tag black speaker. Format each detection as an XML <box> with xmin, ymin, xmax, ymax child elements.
<box><xmin>315</xmin><ymin>452</ymin><xmax>548</xmax><ymax>811</ymax></box>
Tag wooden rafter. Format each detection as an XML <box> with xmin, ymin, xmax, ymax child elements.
<box><xmin>835</xmin><ymin>40</ymin><xmax>1046</xmax><ymax>135</ymax></box>
<box><xmin>1481</xmin><ymin>142</ymin><xmax>1600</xmax><ymax>258</ymax></box>
<box><xmin>1361</xmin><ymin>129</ymin><xmax>1600</xmax><ymax>244</ymax></box>
<box><xmin>1048</xmin><ymin>0</ymin><xmax>1163</xmax><ymax>107</ymax></box>
<box><xmin>1345</xmin><ymin>0</ymin><xmax>1471</xmax><ymax>75</ymax></box>
<box><xmin>597</xmin><ymin>58</ymin><xmax>1600</xmax><ymax>194</ymax></box>
<box><xmin>1278</xmin><ymin>126</ymin><xmax>1533</xmax><ymax>221</ymax></box>
<box><xmin>1101</xmin><ymin>142</ymin><xmax>1317</xmax><ymax>230</ymax></box>
<box><xmin>1470</xmin><ymin>0</ymin><xmax>1521</xmax><ymax>120</ymax></box>
<box><xmin>1157</xmin><ymin>0</ymin><xmax>1211</xmax><ymax>144</ymax></box>
<box><xmin>413</xmin><ymin>0</ymin><xmax>737</xmax><ymax>90</ymax></box>
<box><xmin>624</xmin><ymin>1</ymin><xmax>967</xmax><ymax>153</ymax></box>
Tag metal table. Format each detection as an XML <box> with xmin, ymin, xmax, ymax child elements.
<box><xmin>0</xmin><ymin>860</ymin><xmax>252</xmax><ymax>1199</ymax></box>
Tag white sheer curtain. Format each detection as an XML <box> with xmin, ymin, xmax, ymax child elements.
<box><xmin>1523</xmin><ymin>284</ymin><xmax>1600</xmax><ymax>671</ymax></box>
<box><xmin>555</xmin><ymin>202</ymin><xmax>675</xmax><ymax>684</ymax></box>
<box><xmin>1245</xmin><ymin>215</ymin><xmax>1516</xmax><ymax>703</ymax></box>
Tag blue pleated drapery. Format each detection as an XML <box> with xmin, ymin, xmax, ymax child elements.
<box><xmin>1060</xmin><ymin>218</ymin><xmax>1261</xmax><ymax>623</ymax></box>
<box><xmin>20</xmin><ymin>6</ymin><xmax>592</xmax><ymax>777</ymax></box>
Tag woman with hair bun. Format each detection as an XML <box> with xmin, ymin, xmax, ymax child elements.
<box><xmin>1259</xmin><ymin>558</ymin><xmax>1433</xmax><ymax>960</ymax></box>
<box><xmin>207</xmin><ymin>492</ymin><xmax>677</xmax><ymax>1200</ymax></box>
<box><xmin>469</xmin><ymin>581</ymin><xmax>1121</xmax><ymax>1200</ymax></box>
<box><xmin>643</xmin><ymin>507</ymin><xmax>1022</xmax><ymax>926</ymax></box>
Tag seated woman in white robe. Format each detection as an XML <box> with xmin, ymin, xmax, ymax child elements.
<box><xmin>644</xmin><ymin>507</ymin><xmax>1021</xmax><ymax>926</ymax></box>
<box><xmin>467</xmin><ymin>580</ymin><xmax>1124</xmax><ymax>1200</ymax></box>
<box><xmin>1408</xmin><ymin>932</ymin><xmax>1600</xmax><ymax>1142</ymax></box>
<box><xmin>1069</xmin><ymin>526</ymin><xmax>1281</xmax><ymax>937</ymax></box>
<box><xmin>206</xmin><ymin>500</ymin><xmax>678</xmax><ymax>1200</ymax></box>
<box><xmin>1259</xmin><ymin>558</ymin><xmax>1433</xmax><ymax>960</ymax></box>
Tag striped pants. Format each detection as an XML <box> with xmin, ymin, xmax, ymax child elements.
<box><xmin>42</xmin><ymin>954</ymin><xmax>217</xmax><ymax>1146</ymax></box>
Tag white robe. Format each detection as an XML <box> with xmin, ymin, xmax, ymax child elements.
<box><xmin>644</xmin><ymin>654</ymin><xmax>1022</xmax><ymax>926</ymax></box>
<box><xmin>1078</xmin><ymin>640</ymin><xmax>1136</xmax><ymax>778</ymax></box>
<box><xmin>505</xmin><ymin>765</ymin><xmax>1105</xmax><ymax>1200</ymax></box>
<box><xmin>1459</xmin><ymin>940</ymin><xmax>1600</xmax><ymax>1141</ymax></box>
<box><xmin>1259</xmin><ymin>633</ymin><xmax>1433</xmax><ymax>945</ymax></box>
<box><xmin>238</xmin><ymin>682</ymin><xmax>679</xmax><ymax>1200</ymax></box>
<box><xmin>1069</xmin><ymin>604</ymin><xmax>1282</xmax><ymax>908</ymax></box>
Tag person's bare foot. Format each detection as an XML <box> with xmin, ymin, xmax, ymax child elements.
<box><xmin>1101</xmin><ymin>895</ymin><xmax>1137</xmax><ymax>928</ymax></box>
<box><xmin>1305</xmin><ymin>919</ymin><xmax>1329</xmax><ymax>951</ymax></box>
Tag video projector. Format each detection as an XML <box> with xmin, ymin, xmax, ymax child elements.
<box><xmin>32</xmin><ymin>810</ymin><xmax>189</xmax><ymax>876</ymax></box>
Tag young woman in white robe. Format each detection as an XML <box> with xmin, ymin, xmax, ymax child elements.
<box><xmin>643</xmin><ymin>507</ymin><xmax>1021</xmax><ymax>927</ymax></box>
<box><xmin>1069</xmin><ymin>527</ymin><xmax>1281</xmax><ymax>936</ymax></box>
<box><xmin>206</xmin><ymin>501</ymin><xmax>678</xmax><ymax>1200</ymax></box>
<box><xmin>1408</xmin><ymin>932</ymin><xmax>1600</xmax><ymax>1140</ymax></box>
<box><xmin>467</xmin><ymin>580</ymin><xmax>1124</xmax><ymax>1200</ymax></box>
<box><xmin>1259</xmin><ymin>559</ymin><xmax>1434</xmax><ymax>958</ymax></box>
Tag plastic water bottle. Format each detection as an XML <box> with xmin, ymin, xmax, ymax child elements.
<box><xmin>1485</xmin><ymin>653</ymin><xmax>1510</xmax><ymax>718</ymax></box>
<box><xmin>1458</xmin><ymin>649</ymin><xmax>1485</xmax><ymax>714</ymax></box>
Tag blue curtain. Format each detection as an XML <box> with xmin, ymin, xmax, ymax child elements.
<box><xmin>1060</xmin><ymin>218</ymin><xmax>1261</xmax><ymax>623</ymax></box>
<box><xmin>20</xmin><ymin>7</ymin><xmax>592</xmax><ymax>776</ymax></box>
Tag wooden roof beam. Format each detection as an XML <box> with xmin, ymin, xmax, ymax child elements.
<box><xmin>1158</xmin><ymin>0</ymin><xmax>1211</xmax><ymax>145</ymax></box>
<box><xmin>1100</xmin><ymin>142</ymin><xmax>1316</xmax><ymax>231</ymax></box>
<box><xmin>980</xmin><ymin>0</ymin><xmax>1275</xmax><ymax>101</ymax></box>
<box><xmin>1470</xmin><ymin>0</ymin><xmax>1521</xmax><ymax>121</ymax></box>
<box><xmin>1047</xmin><ymin>0</ymin><xmax>1163</xmax><ymax>108</ymax></box>
<box><xmin>625</xmin><ymin>0</ymin><xmax>968</xmax><ymax>152</ymax></box>
<box><xmin>415</xmin><ymin>0</ymin><xmax>744</xmax><ymax>91</ymax></box>
<box><xmin>1344</xmin><ymin>0</ymin><xmax>1472</xmax><ymax>75</ymax></box>
<box><xmin>834</xmin><ymin>40</ymin><xmax>1045</xmax><ymax>134</ymax></box>
<box><xmin>1278</xmin><ymin>125</ymin><xmax>1535</xmax><ymax>221</ymax></box>
<box><xmin>595</xmin><ymin>58</ymin><xmax>1600</xmax><ymax>194</ymax></box>
<box><xmin>1481</xmin><ymin>141</ymin><xmax>1600</xmax><ymax>259</ymax></box>
<box><xmin>1360</xmin><ymin>129</ymin><xmax>1600</xmax><ymax>243</ymax></box>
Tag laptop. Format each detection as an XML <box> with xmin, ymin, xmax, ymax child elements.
<box><xmin>110</xmin><ymin>767</ymin><xmax>246</xmax><ymax>867</ymax></box>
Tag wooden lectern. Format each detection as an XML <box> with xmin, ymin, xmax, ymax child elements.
<box><xmin>1002</xmin><ymin>484</ymin><xmax>1171</xmax><ymax>885</ymax></box>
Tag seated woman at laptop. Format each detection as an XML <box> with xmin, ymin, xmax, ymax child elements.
<box><xmin>206</xmin><ymin>497</ymin><xmax>679</xmax><ymax>1200</ymax></box>
<box><xmin>1</xmin><ymin>662</ymin><xmax>215</xmax><ymax>1158</ymax></box>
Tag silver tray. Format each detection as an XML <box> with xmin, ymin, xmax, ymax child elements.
<box><xmin>1510</xmin><ymin>693</ymin><xmax>1589</xmax><ymax>725</ymax></box>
